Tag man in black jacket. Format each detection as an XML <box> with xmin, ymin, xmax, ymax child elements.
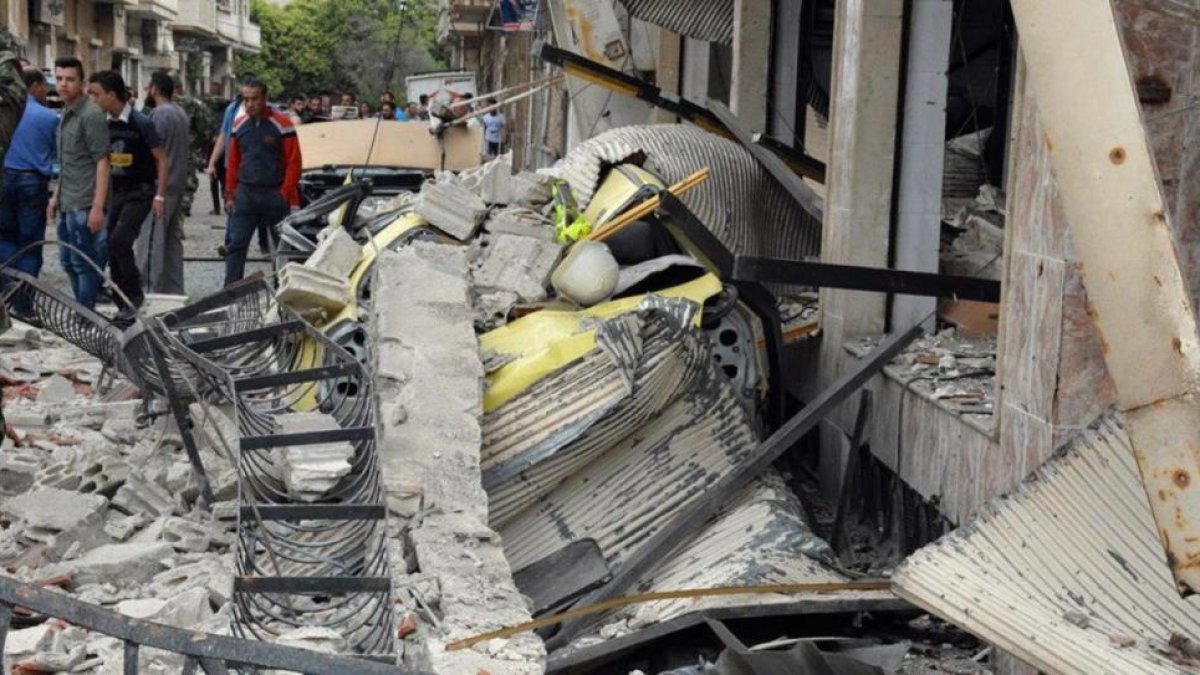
<box><xmin>87</xmin><ymin>70</ymin><xmax>168</xmax><ymax>326</ymax></box>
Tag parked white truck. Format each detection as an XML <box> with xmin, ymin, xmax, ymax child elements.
<box><xmin>404</xmin><ymin>71</ymin><xmax>478</xmax><ymax>105</ymax></box>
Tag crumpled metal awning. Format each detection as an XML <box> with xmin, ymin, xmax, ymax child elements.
<box><xmin>894</xmin><ymin>414</ymin><xmax>1200</xmax><ymax>675</ymax></box>
<box><xmin>618</xmin><ymin>0</ymin><xmax>733</xmax><ymax>44</ymax></box>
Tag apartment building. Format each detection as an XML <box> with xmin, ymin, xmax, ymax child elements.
<box><xmin>1</xmin><ymin>0</ymin><xmax>260</xmax><ymax>99</ymax></box>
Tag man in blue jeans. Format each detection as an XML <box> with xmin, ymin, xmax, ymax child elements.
<box><xmin>223</xmin><ymin>77</ymin><xmax>301</xmax><ymax>285</ymax></box>
<box><xmin>47</xmin><ymin>57</ymin><xmax>110</xmax><ymax>310</ymax></box>
<box><xmin>0</xmin><ymin>68</ymin><xmax>57</xmax><ymax>313</ymax></box>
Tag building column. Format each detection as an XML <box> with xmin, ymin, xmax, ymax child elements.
<box><xmin>816</xmin><ymin>0</ymin><xmax>905</xmax><ymax>494</ymax></box>
<box><xmin>654</xmin><ymin>28</ymin><xmax>681</xmax><ymax>124</ymax></box>
<box><xmin>890</xmin><ymin>0</ymin><xmax>953</xmax><ymax>330</ymax></box>
<box><xmin>680</xmin><ymin>37</ymin><xmax>709</xmax><ymax>103</ymax></box>
<box><xmin>731</xmin><ymin>0</ymin><xmax>771</xmax><ymax>132</ymax></box>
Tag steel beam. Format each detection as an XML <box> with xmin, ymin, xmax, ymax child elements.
<box><xmin>239</xmin><ymin>504</ymin><xmax>386</xmax><ymax>521</ymax></box>
<box><xmin>234</xmin><ymin>576</ymin><xmax>392</xmax><ymax>594</ymax></box>
<box><xmin>0</xmin><ymin>575</ymin><xmax>413</xmax><ymax>674</ymax></box>
<box><xmin>239</xmin><ymin>426</ymin><xmax>374</xmax><ymax>451</ymax></box>
<box><xmin>187</xmin><ymin>320</ymin><xmax>307</xmax><ymax>353</ymax></box>
<box><xmin>1011</xmin><ymin>0</ymin><xmax>1200</xmax><ymax>594</ymax></box>
<box><xmin>732</xmin><ymin>256</ymin><xmax>1001</xmax><ymax>302</ymax></box>
<box><xmin>707</xmin><ymin>100</ymin><xmax>825</xmax><ymax>222</ymax></box>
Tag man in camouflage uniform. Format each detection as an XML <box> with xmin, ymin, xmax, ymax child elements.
<box><xmin>172</xmin><ymin>75</ymin><xmax>217</xmax><ymax>220</ymax></box>
<box><xmin>0</xmin><ymin>28</ymin><xmax>28</xmax><ymax>194</ymax></box>
<box><xmin>0</xmin><ymin>27</ymin><xmax>25</xmax><ymax>440</ymax></box>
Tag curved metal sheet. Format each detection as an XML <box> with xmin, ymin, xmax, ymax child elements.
<box><xmin>894</xmin><ymin>414</ymin><xmax>1200</xmax><ymax>675</ymax></box>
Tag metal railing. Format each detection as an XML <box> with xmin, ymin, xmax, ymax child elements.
<box><xmin>155</xmin><ymin>280</ymin><xmax>396</xmax><ymax>657</ymax></box>
<box><xmin>1</xmin><ymin>264</ymin><xmax>398</xmax><ymax>660</ymax></box>
<box><xmin>0</xmin><ymin>575</ymin><xmax>415</xmax><ymax>674</ymax></box>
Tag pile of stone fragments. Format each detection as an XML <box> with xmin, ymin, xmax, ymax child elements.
<box><xmin>0</xmin><ymin>321</ymin><xmax>240</xmax><ymax>673</ymax></box>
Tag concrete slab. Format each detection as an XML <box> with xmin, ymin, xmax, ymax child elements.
<box><xmin>370</xmin><ymin>244</ymin><xmax>545</xmax><ymax>673</ymax></box>
<box><xmin>415</xmin><ymin>181</ymin><xmax>489</xmax><ymax>241</ymax></box>
<box><xmin>472</xmin><ymin>234</ymin><xmax>562</xmax><ymax>302</ymax></box>
<box><xmin>276</xmin><ymin>263</ymin><xmax>351</xmax><ymax>314</ymax></box>
<box><xmin>271</xmin><ymin>411</ymin><xmax>355</xmax><ymax>500</ymax></box>
<box><xmin>306</xmin><ymin>227</ymin><xmax>362</xmax><ymax>279</ymax></box>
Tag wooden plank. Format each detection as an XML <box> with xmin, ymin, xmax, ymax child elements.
<box><xmin>296</xmin><ymin>120</ymin><xmax>483</xmax><ymax>172</ymax></box>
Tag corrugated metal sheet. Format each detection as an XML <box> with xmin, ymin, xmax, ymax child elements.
<box><xmin>497</xmin><ymin>358</ymin><xmax>756</xmax><ymax>570</ymax></box>
<box><xmin>548</xmin><ymin>125</ymin><xmax>822</xmax><ymax>260</ymax></box>
<box><xmin>607</xmin><ymin>472</ymin><xmax>874</xmax><ymax>630</ymax></box>
<box><xmin>483</xmin><ymin>313</ymin><xmax>710</xmax><ymax>528</ymax></box>
<box><xmin>893</xmin><ymin>414</ymin><xmax>1200</xmax><ymax>675</ymax></box>
<box><xmin>619</xmin><ymin>0</ymin><xmax>734</xmax><ymax>45</ymax></box>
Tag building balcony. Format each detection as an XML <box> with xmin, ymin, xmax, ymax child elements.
<box><xmin>441</xmin><ymin>1</ymin><xmax>490</xmax><ymax>38</ymax></box>
<box><xmin>128</xmin><ymin>0</ymin><xmax>178</xmax><ymax>22</ymax></box>
<box><xmin>173</xmin><ymin>0</ymin><xmax>218</xmax><ymax>38</ymax></box>
<box><xmin>216</xmin><ymin>9</ymin><xmax>239</xmax><ymax>42</ymax></box>
<box><xmin>143</xmin><ymin>52</ymin><xmax>176</xmax><ymax>70</ymax></box>
<box><xmin>240</xmin><ymin>21</ymin><xmax>260</xmax><ymax>52</ymax></box>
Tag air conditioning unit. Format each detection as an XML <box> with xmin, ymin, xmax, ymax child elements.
<box><xmin>31</xmin><ymin>0</ymin><xmax>65</xmax><ymax>27</ymax></box>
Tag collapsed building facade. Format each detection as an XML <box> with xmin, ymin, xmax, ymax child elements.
<box><xmin>1</xmin><ymin>0</ymin><xmax>1200</xmax><ymax>673</ymax></box>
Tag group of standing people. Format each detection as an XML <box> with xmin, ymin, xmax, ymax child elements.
<box><xmin>0</xmin><ymin>38</ymin><xmax>302</xmax><ymax>326</ymax></box>
<box><xmin>3</xmin><ymin>57</ymin><xmax>170</xmax><ymax>326</ymax></box>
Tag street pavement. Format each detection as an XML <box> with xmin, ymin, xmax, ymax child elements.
<box><xmin>37</xmin><ymin>172</ymin><xmax>273</xmax><ymax>307</ymax></box>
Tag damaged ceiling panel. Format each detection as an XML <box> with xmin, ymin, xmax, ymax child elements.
<box><xmin>893</xmin><ymin>414</ymin><xmax>1200</xmax><ymax>674</ymax></box>
<box><xmin>618</xmin><ymin>0</ymin><xmax>734</xmax><ymax>45</ymax></box>
<box><xmin>548</xmin><ymin>125</ymin><xmax>821</xmax><ymax>259</ymax></box>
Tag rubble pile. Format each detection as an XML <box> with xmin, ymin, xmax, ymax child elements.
<box><xmin>349</xmin><ymin>145</ymin><xmax>869</xmax><ymax>672</ymax></box>
<box><xmin>0</xmin><ymin>324</ymin><xmax>238</xmax><ymax>672</ymax></box>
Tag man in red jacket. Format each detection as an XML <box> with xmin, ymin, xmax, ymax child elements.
<box><xmin>223</xmin><ymin>76</ymin><xmax>301</xmax><ymax>285</ymax></box>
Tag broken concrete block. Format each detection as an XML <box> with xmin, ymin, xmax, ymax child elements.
<box><xmin>450</xmin><ymin>152</ymin><xmax>513</xmax><ymax>204</ymax></box>
<box><xmin>103</xmin><ymin>512</ymin><xmax>149</xmax><ymax>541</ymax></box>
<box><xmin>276</xmin><ymin>262</ymin><xmax>351</xmax><ymax>314</ymax></box>
<box><xmin>37</xmin><ymin>453</ymin><xmax>129</xmax><ymax>496</ymax></box>
<box><xmin>2</xmin><ymin>488</ymin><xmax>108</xmax><ymax>555</ymax></box>
<box><xmin>37</xmin><ymin>375</ymin><xmax>76</xmax><ymax>403</ymax></box>
<box><xmin>415</xmin><ymin>180</ymin><xmax>488</xmax><ymax>241</ymax></box>
<box><xmin>67</xmin><ymin>542</ymin><xmax>172</xmax><ymax>588</ymax></box>
<box><xmin>0</xmin><ymin>451</ymin><xmax>41</xmax><ymax>494</ymax></box>
<box><xmin>473</xmin><ymin>234</ymin><xmax>562</xmax><ymax>302</ymax></box>
<box><xmin>113</xmin><ymin>473</ymin><xmax>177</xmax><ymax>517</ymax></box>
<box><xmin>272</xmin><ymin>626</ymin><xmax>347</xmax><ymax>654</ymax></box>
<box><xmin>483</xmin><ymin>206</ymin><xmax>556</xmax><ymax>241</ymax></box>
<box><xmin>159</xmin><ymin>516</ymin><xmax>212</xmax><ymax>552</ymax></box>
<box><xmin>117</xmin><ymin>587</ymin><xmax>211</xmax><ymax>628</ymax></box>
<box><xmin>306</xmin><ymin>227</ymin><xmax>362</xmax><ymax>279</ymax></box>
<box><xmin>510</xmin><ymin>171</ymin><xmax>555</xmax><ymax>206</ymax></box>
<box><xmin>5</xmin><ymin>622</ymin><xmax>57</xmax><ymax>660</ymax></box>
<box><xmin>271</xmin><ymin>412</ymin><xmax>355</xmax><ymax>500</ymax></box>
<box><xmin>14</xmin><ymin>644</ymin><xmax>86</xmax><ymax>673</ymax></box>
<box><xmin>152</xmin><ymin>555</ymin><xmax>235</xmax><ymax>605</ymax></box>
<box><xmin>115</xmin><ymin>596</ymin><xmax>168</xmax><ymax>620</ymax></box>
